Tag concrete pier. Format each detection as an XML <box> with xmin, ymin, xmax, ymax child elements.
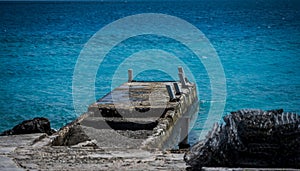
<box><xmin>82</xmin><ymin>80</ymin><xmax>198</xmax><ymax>150</ymax></box>
<box><xmin>49</xmin><ymin>67</ymin><xmax>199</xmax><ymax>150</ymax></box>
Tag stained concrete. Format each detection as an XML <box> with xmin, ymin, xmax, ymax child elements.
<box><xmin>81</xmin><ymin>81</ymin><xmax>198</xmax><ymax>150</ymax></box>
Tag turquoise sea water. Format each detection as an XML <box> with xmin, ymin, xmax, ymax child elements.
<box><xmin>0</xmin><ymin>0</ymin><xmax>299</xmax><ymax>144</ymax></box>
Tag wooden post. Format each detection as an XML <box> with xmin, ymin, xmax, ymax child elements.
<box><xmin>128</xmin><ymin>69</ymin><xmax>133</xmax><ymax>82</ymax></box>
<box><xmin>166</xmin><ymin>85</ymin><xmax>175</xmax><ymax>101</ymax></box>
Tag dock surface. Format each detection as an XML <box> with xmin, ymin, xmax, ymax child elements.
<box><xmin>81</xmin><ymin>81</ymin><xmax>198</xmax><ymax>149</ymax></box>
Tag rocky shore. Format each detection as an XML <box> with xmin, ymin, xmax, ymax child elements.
<box><xmin>185</xmin><ymin>109</ymin><xmax>300</xmax><ymax>170</ymax></box>
<box><xmin>1</xmin><ymin>109</ymin><xmax>299</xmax><ymax>170</ymax></box>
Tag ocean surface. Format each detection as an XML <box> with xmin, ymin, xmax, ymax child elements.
<box><xmin>0</xmin><ymin>0</ymin><xmax>299</xmax><ymax>144</ymax></box>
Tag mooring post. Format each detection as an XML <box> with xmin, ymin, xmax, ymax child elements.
<box><xmin>128</xmin><ymin>69</ymin><xmax>133</xmax><ymax>82</ymax></box>
<box><xmin>178</xmin><ymin>67</ymin><xmax>188</xmax><ymax>88</ymax></box>
<box><xmin>173</xmin><ymin>82</ymin><xmax>182</xmax><ymax>95</ymax></box>
<box><xmin>178</xmin><ymin>73</ymin><xmax>187</xmax><ymax>88</ymax></box>
<box><xmin>166</xmin><ymin>84</ymin><xmax>175</xmax><ymax>101</ymax></box>
<box><xmin>178</xmin><ymin>66</ymin><xmax>185</xmax><ymax>75</ymax></box>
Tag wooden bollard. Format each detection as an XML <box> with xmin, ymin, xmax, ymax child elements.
<box><xmin>128</xmin><ymin>69</ymin><xmax>133</xmax><ymax>82</ymax></box>
<box><xmin>166</xmin><ymin>85</ymin><xmax>175</xmax><ymax>101</ymax></box>
<box><xmin>173</xmin><ymin>82</ymin><xmax>182</xmax><ymax>95</ymax></box>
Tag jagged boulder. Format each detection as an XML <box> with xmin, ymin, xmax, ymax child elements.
<box><xmin>184</xmin><ymin>109</ymin><xmax>300</xmax><ymax>169</ymax></box>
<box><xmin>1</xmin><ymin>117</ymin><xmax>55</xmax><ymax>136</ymax></box>
<box><xmin>51</xmin><ymin>124</ymin><xmax>90</xmax><ymax>146</ymax></box>
<box><xmin>60</xmin><ymin>125</ymin><xmax>90</xmax><ymax>146</ymax></box>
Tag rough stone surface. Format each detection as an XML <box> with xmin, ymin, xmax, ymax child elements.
<box><xmin>0</xmin><ymin>132</ymin><xmax>296</xmax><ymax>171</ymax></box>
<box><xmin>0</xmin><ymin>156</ymin><xmax>24</xmax><ymax>171</ymax></box>
<box><xmin>1</xmin><ymin>117</ymin><xmax>55</xmax><ymax>136</ymax></box>
<box><xmin>184</xmin><ymin>109</ymin><xmax>300</xmax><ymax>169</ymax></box>
<box><xmin>13</xmin><ymin>146</ymin><xmax>187</xmax><ymax>170</ymax></box>
<box><xmin>0</xmin><ymin>132</ymin><xmax>187</xmax><ymax>170</ymax></box>
<box><xmin>0</xmin><ymin>133</ymin><xmax>46</xmax><ymax>171</ymax></box>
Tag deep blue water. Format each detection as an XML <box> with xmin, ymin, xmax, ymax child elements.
<box><xmin>0</xmin><ymin>0</ymin><xmax>299</xmax><ymax>144</ymax></box>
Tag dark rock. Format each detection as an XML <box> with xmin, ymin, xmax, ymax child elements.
<box><xmin>62</xmin><ymin>125</ymin><xmax>90</xmax><ymax>146</ymax></box>
<box><xmin>1</xmin><ymin>117</ymin><xmax>55</xmax><ymax>136</ymax></box>
<box><xmin>52</xmin><ymin>124</ymin><xmax>90</xmax><ymax>146</ymax></box>
<box><xmin>184</xmin><ymin>109</ymin><xmax>300</xmax><ymax>169</ymax></box>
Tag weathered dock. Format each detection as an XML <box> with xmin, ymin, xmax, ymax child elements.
<box><xmin>79</xmin><ymin>67</ymin><xmax>199</xmax><ymax>150</ymax></box>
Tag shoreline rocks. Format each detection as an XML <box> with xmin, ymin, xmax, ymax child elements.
<box><xmin>184</xmin><ymin>109</ymin><xmax>300</xmax><ymax>169</ymax></box>
<box><xmin>0</xmin><ymin>117</ymin><xmax>55</xmax><ymax>136</ymax></box>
